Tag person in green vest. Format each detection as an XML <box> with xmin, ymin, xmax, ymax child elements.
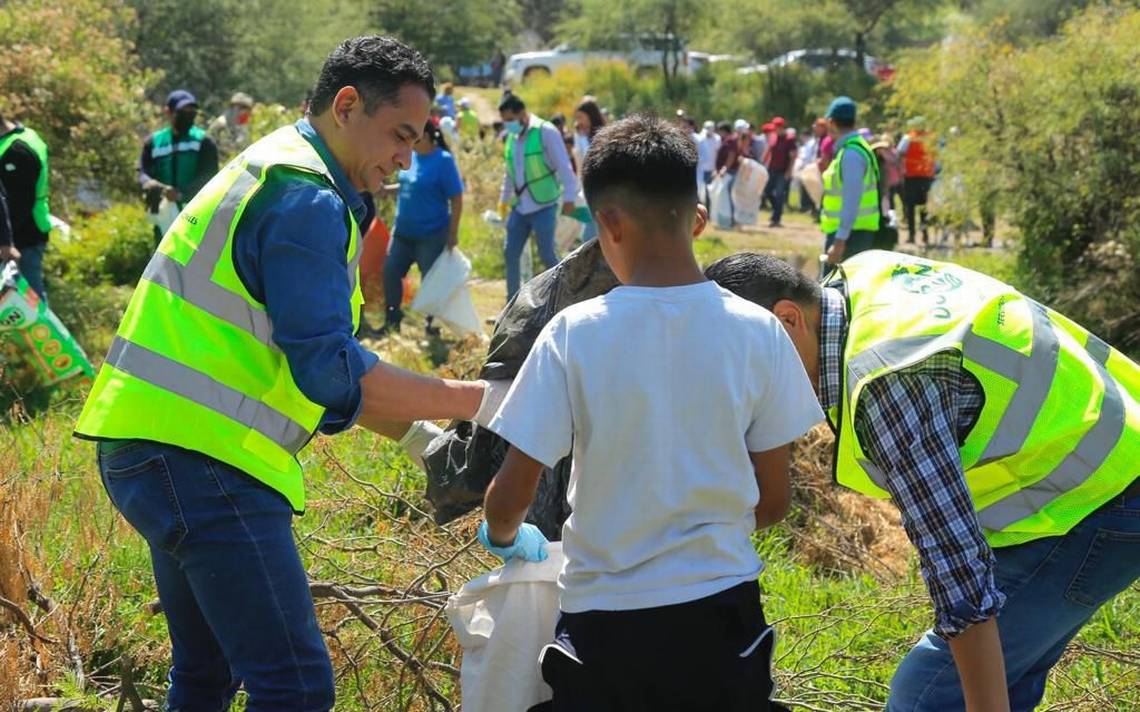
<box><xmin>707</xmin><ymin>250</ymin><xmax>1140</xmax><ymax>712</ymax></box>
<box><xmin>820</xmin><ymin>96</ymin><xmax>880</xmax><ymax>271</ymax></box>
<box><xmin>457</xmin><ymin>96</ymin><xmax>481</xmax><ymax>145</ymax></box>
<box><xmin>0</xmin><ymin>113</ymin><xmax>52</xmax><ymax>302</ymax></box>
<box><xmin>75</xmin><ymin>37</ymin><xmax>506</xmax><ymax>711</ymax></box>
<box><xmin>139</xmin><ymin>90</ymin><xmax>219</xmax><ymax>244</ymax></box>
<box><xmin>498</xmin><ymin>93</ymin><xmax>578</xmax><ymax>299</ymax></box>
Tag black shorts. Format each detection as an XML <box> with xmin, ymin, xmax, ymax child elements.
<box><xmin>530</xmin><ymin>581</ymin><xmax>789</xmax><ymax>712</ymax></box>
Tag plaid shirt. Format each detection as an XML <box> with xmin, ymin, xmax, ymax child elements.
<box><xmin>819</xmin><ymin>286</ymin><xmax>1006</xmax><ymax>638</ymax></box>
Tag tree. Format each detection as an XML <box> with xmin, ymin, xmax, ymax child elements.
<box><xmin>372</xmin><ymin>0</ymin><xmax>521</xmax><ymax>78</ymax></box>
<box><xmin>838</xmin><ymin>0</ymin><xmax>944</xmax><ymax>65</ymax></box>
<box><xmin>0</xmin><ymin>0</ymin><xmax>156</xmax><ymax>202</ymax></box>
<box><xmin>559</xmin><ymin>0</ymin><xmax>706</xmax><ymax>91</ymax></box>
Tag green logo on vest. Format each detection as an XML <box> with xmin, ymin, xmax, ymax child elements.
<box><xmin>890</xmin><ymin>264</ymin><xmax>964</xmax><ymax>295</ymax></box>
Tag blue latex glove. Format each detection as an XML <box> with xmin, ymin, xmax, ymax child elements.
<box><xmin>477</xmin><ymin>521</ymin><xmax>549</xmax><ymax>562</ymax></box>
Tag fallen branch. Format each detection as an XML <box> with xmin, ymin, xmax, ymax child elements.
<box><xmin>0</xmin><ymin>594</ymin><xmax>59</xmax><ymax>644</ymax></box>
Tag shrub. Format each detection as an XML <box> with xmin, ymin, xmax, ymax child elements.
<box><xmin>47</xmin><ymin>204</ymin><xmax>154</xmax><ymax>288</ymax></box>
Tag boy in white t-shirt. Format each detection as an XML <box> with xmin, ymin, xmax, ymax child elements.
<box><xmin>478</xmin><ymin>114</ymin><xmax>823</xmax><ymax>711</ymax></box>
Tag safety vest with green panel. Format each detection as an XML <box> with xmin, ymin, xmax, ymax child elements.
<box><xmin>0</xmin><ymin>126</ymin><xmax>52</xmax><ymax>234</ymax></box>
<box><xmin>503</xmin><ymin>118</ymin><xmax>561</xmax><ymax>207</ymax></box>
<box><xmin>820</xmin><ymin>133</ymin><xmax>880</xmax><ymax>235</ymax></box>
<box><xmin>75</xmin><ymin>126</ymin><xmax>365</xmax><ymax>512</ymax></box>
<box><xmin>824</xmin><ymin>251</ymin><xmax>1140</xmax><ymax>548</ymax></box>
<box><xmin>150</xmin><ymin>126</ymin><xmax>207</xmax><ymax>198</ymax></box>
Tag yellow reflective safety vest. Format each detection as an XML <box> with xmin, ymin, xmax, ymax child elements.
<box><xmin>820</xmin><ymin>133</ymin><xmax>880</xmax><ymax>235</ymax></box>
<box><xmin>825</xmin><ymin>251</ymin><xmax>1140</xmax><ymax>548</ymax></box>
<box><xmin>0</xmin><ymin>126</ymin><xmax>52</xmax><ymax>234</ymax></box>
<box><xmin>75</xmin><ymin>126</ymin><xmax>365</xmax><ymax>512</ymax></box>
<box><xmin>504</xmin><ymin>118</ymin><xmax>561</xmax><ymax>207</ymax></box>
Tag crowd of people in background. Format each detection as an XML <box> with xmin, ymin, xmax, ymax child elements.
<box><xmin>1</xmin><ymin>77</ymin><xmax>979</xmax><ymax>332</ymax></box>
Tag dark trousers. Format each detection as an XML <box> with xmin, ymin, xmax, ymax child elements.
<box><xmin>97</xmin><ymin>441</ymin><xmax>335</xmax><ymax>712</ymax></box>
<box><xmin>902</xmin><ymin>177</ymin><xmax>933</xmax><ymax>243</ymax></box>
<box><xmin>765</xmin><ymin>172</ymin><xmax>789</xmax><ymax>225</ymax></box>
<box><xmin>383</xmin><ymin>231</ymin><xmax>448</xmax><ymax>324</ymax></box>
<box><xmin>534</xmin><ymin>581</ymin><xmax>788</xmax><ymax>712</ymax></box>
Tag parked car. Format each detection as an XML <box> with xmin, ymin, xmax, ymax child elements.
<box><xmin>503</xmin><ymin>35</ymin><xmax>691</xmax><ymax>85</ymax></box>
<box><xmin>688</xmin><ymin>52</ymin><xmax>745</xmax><ymax>73</ymax></box>
<box><xmin>737</xmin><ymin>48</ymin><xmax>896</xmax><ymax>81</ymax></box>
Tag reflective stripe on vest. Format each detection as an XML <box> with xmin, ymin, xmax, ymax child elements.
<box><xmin>75</xmin><ymin>126</ymin><xmax>364</xmax><ymax>512</ymax></box>
<box><xmin>103</xmin><ymin>336</ymin><xmax>311</xmax><ymax>453</ymax></box>
<box><xmin>820</xmin><ymin>135</ymin><xmax>879</xmax><ymax>234</ymax></box>
<box><xmin>504</xmin><ymin>119</ymin><xmax>560</xmax><ymax>206</ymax></box>
<box><xmin>827</xmin><ymin>251</ymin><xmax>1140</xmax><ymax>547</ymax></box>
<box><xmin>0</xmin><ymin>126</ymin><xmax>52</xmax><ymax>234</ymax></box>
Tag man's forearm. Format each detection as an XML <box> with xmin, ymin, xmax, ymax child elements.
<box><xmin>948</xmin><ymin>618</ymin><xmax>1010</xmax><ymax>712</ymax></box>
<box><xmin>358</xmin><ymin>360</ymin><xmax>483</xmax><ymax>426</ymax></box>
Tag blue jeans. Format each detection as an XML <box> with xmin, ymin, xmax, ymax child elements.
<box><xmin>97</xmin><ymin>440</ymin><xmax>334</xmax><ymax>712</ymax></box>
<box><xmin>888</xmin><ymin>492</ymin><xmax>1140</xmax><ymax>711</ymax></box>
<box><xmin>383</xmin><ymin>231</ymin><xmax>447</xmax><ymax>320</ymax></box>
<box><xmin>19</xmin><ymin>241</ymin><xmax>48</xmax><ymax>306</ymax></box>
<box><xmin>765</xmin><ymin>172</ymin><xmax>789</xmax><ymax>225</ymax></box>
<box><xmin>505</xmin><ymin>204</ymin><xmax>559</xmax><ymax>299</ymax></box>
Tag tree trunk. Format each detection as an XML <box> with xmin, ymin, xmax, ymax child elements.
<box><xmin>855</xmin><ymin>31</ymin><xmax>866</xmax><ymax>69</ymax></box>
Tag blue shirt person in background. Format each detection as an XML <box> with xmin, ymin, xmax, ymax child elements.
<box><xmin>435</xmin><ymin>81</ymin><xmax>457</xmax><ymax>119</ymax></box>
<box><xmin>377</xmin><ymin>121</ymin><xmax>464</xmax><ymax>335</ymax></box>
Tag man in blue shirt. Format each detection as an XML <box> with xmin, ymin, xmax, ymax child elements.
<box><xmin>84</xmin><ymin>37</ymin><xmax>505</xmax><ymax>712</ymax></box>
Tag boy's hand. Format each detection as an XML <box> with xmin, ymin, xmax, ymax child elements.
<box><xmin>477</xmin><ymin>521</ymin><xmax>549</xmax><ymax>562</ymax></box>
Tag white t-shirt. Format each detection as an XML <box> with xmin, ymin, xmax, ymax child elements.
<box><xmin>488</xmin><ymin>281</ymin><xmax>823</xmax><ymax>613</ymax></box>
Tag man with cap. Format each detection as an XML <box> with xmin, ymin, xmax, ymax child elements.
<box><xmin>208</xmin><ymin>91</ymin><xmax>256</xmax><ymax>159</ymax></box>
<box><xmin>820</xmin><ymin>96</ymin><xmax>879</xmax><ymax>269</ymax></box>
<box><xmin>457</xmin><ymin>96</ymin><xmax>481</xmax><ymax>145</ymax></box>
<box><xmin>763</xmin><ymin>116</ymin><xmax>797</xmax><ymax>228</ymax></box>
<box><xmin>139</xmin><ymin>90</ymin><xmax>220</xmax><ymax>244</ymax></box>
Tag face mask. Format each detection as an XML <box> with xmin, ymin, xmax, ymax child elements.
<box><xmin>504</xmin><ymin>120</ymin><xmax>522</xmax><ymax>135</ymax></box>
<box><xmin>174</xmin><ymin>113</ymin><xmax>195</xmax><ymax>133</ymax></box>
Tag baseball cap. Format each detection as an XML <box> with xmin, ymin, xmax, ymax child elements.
<box><xmin>761</xmin><ymin>122</ymin><xmax>775</xmax><ymax>133</ymax></box>
<box><xmin>825</xmin><ymin>96</ymin><xmax>857</xmax><ymax>123</ymax></box>
<box><xmin>166</xmin><ymin>90</ymin><xmax>198</xmax><ymax>112</ymax></box>
<box><xmin>703</xmin><ymin>120</ymin><xmax>715</xmax><ymax>131</ymax></box>
<box><xmin>229</xmin><ymin>92</ymin><xmax>254</xmax><ymax>108</ymax></box>
<box><xmin>771</xmin><ymin>116</ymin><xmax>786</xmax><ymax>127</ymax></box>
<box><xmin>458</xmin><ymin>97</ymin><xmax>471</xmax><ymax>108</ymax></box>
<box><xmin>733</xmin><ymin>118</ymin><xmax>750</xmax><ymax>132</ymax></box>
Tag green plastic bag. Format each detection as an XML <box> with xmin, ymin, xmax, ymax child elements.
<box><xmin>0</xmin><ymin>261</ymin><xmax>94</xmax><ymax>386</ymax></box>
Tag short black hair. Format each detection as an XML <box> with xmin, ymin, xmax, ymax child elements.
<box><xmin>716</xmin><ymin>121</ymin><xmax>732</xmax><ymax>133</ymax></box>
<box><xmin>704</xmin><ymin>253</ymin><xmax>821</xmax><ymax>310</ymax></box>
<box><xmin>833</xmin><ymin>116</ymin><xmax>856</xmax><ymax>130</ymax></box>
<box><xmin>499</xmin><ymin>94</ymin><xmax>525</xmax><ymax>113</ymax></box>
<box><xmin>581</xmin><ymin>113</ymin><xmax>698</xmax><ymax>224</ymax></box>
<box><xmin>310</xmin><ymin>36</ymin><xmax>434</xmax><ymax>115</ymax></box>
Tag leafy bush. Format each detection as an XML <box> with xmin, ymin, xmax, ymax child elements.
<box><xmin>0</xmin><ymin>0</ymin><xmax>155</xmax><ymax>200</ymax></box>
<box><xmin>47</xmin><ymin>204</ymin><xmax>154</xmax><ymax>288</ymax></box>
<box><xmin>888</xmin><ymin>4</ymin><xmax>1140</xmax><ymax>354</ymax></box>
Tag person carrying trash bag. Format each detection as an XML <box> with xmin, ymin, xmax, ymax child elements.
<box><xmin>373</xmin><ymin>119</ymin><xmax>464</xmax><ymax>336</ymax></box>
<box><xmin>73</xmin><ymin>37</ymin><xmax>507</xmax><ymax>712</ymax></box>
<box><xmin>477</xmin><ymin>115</ymin><xmax>821</xmax><ymax>711</ymax></box>
<box><xmin>707</xmin><ymin>249</ymin><xmax>1140</xmax><ymax>712</ymax></box>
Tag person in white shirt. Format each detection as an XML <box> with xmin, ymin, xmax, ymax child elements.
<box><xmin>479</xmin><ymin>114</ymin><xmax>822</xmax><ymax>711</ymax></box>
<box><xmin>695</xmin><ymin>119</ymin><xmax>721</xmax><ymax>207</ymax></box>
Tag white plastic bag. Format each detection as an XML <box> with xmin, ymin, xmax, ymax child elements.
<box><xmin>145</xmin><ymin>197</ymin><xmax>179</xmax><ymax>237</ymax></box>
<box><xmin>731</xmin><ymin>158</ymin><xmax>768</xmax><ymax>226</ymax></box>
<box><xmin>709</xmin><ymin>175</ymin><xmax>733</xmax><ymax>229</ymax></box>
<box><xmin>799</xmin><ymin>162</ymin><xmax>823</xmax><ymax>208</ymax></box>
<box><xmin>410</xmin><ymin>248</ymin><xmax>482</xmax><ymax>336</ymax></box>
<box><xmin>447</xmin><ymin>543</ymin><xmax>564</xmax><ymax>712</ymax></box>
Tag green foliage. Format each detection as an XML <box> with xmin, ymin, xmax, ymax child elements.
<box><xmin>47</xmin><ymin>204</ymin><xmax>154</xmax><ymax>289</ymax></box>
<box><xmin>888</xmin><ymin>4</ymin><xmax>1140</xmax><ymax>351</ymax></box>
<box><xmin>372</xmin><ymin>0</ymin><xmax>521</xmax><ymax>77</ymax></box>
<box><xmin>127</xmin><ymin>0</ymin><xmax>371</xmax><ymax>110</ymax></box>
<box><xmin>0</xmin><ymin>0</ymin><xmax>156</xmax><ymax>200</ymax></box>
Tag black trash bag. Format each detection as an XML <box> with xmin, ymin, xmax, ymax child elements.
<box><xmin>422</xmin><ymin>239</ymin><xmax>619</xmax><ymax>540</ymax></box>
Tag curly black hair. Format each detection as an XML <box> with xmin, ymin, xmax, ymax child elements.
<box><xmin>310</xmin><ymin>36</ymin><xmax>435</xmax><ymax>115</ymax></box>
